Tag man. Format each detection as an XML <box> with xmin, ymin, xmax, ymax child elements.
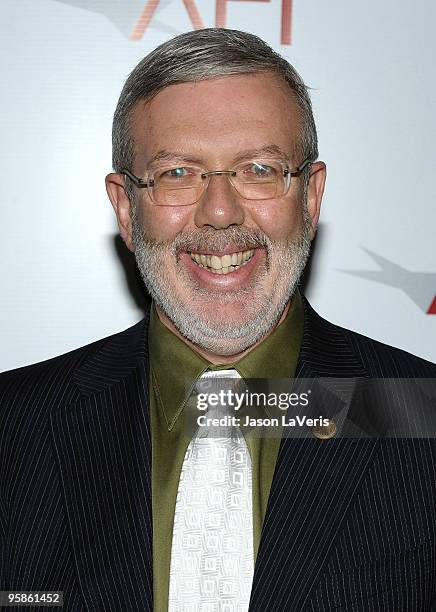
<box><xmin>1</xmin><ymin>28</ymin><xmax>436</xmax><ymax>611</ymax></box>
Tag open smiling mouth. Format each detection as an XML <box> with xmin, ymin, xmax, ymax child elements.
<box><xmin>189</xmin><ymin>249</ymin><xmax>255</xmax><ymax>274</ymax></box>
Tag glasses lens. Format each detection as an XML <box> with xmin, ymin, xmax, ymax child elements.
<box><xmin>231</xmin><ymin>161</ymin><xmax>286</xmax><ymax>200</ymax></box>
<box><xmin>237</xmin><ymin>181</ymin><xmax>280</xmax><ymax>199</ymax></box>
<box><xmin>154</xmin><ymin>185</ymin><xmax>205</xmax><ymax>206</ymax></box>
<box><xmin>151</xmin><ymin>166</ymin><xmax>203</xmax><ymax>206</ymax></box>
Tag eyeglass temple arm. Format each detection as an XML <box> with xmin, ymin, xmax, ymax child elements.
<box><xmin>288</xmin><ymin>157</ymin><xmax>313</xmax><ymax>176</ymax></box>
<box><xmin>121</xmin><ymin>169</ymin><xmax>149</xmax><ymax>188</ymax></box>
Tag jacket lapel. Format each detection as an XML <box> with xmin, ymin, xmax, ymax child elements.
<box><xmin>249</xmin><ymin>298</ymin><xmax>379</xmax><ymax>610</ymax></box>
<box><xmin>50</xmin><ymin>314</ymin><xmax>153</xmax><ymax>611</ymax></box>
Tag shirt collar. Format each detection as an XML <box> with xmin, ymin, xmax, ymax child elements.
<box><xmin>149</xmin><ymin>290</ymin><xmax>304</xmax><ymax>430</ymax></box>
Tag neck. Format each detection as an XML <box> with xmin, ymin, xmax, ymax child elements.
<box><xmin>154</xmin><ymin>301</ymin><xmax>291</xmax><ymax>365</ymax></box>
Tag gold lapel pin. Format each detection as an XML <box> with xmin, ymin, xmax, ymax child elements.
<box><xmin>313</xmin><ymin>419</ymin><xmax>337</xmax><ymax>440</ymax></box>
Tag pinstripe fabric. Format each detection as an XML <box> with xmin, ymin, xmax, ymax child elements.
<box><xmin>1</xmin><ymin>320</ymin><xmax>152</xmax><ymax>611</ymax></box>
<box><xmin>1</xmin><ymin>297</ymin><xmax>436</xmax><ymax>611</ymax></box>
<box><xmin>308</xmin><ymin>439</ymin><xmax>436</xmax><ymax>610</ymax></box>
<box><xmin>248</xmin><ymin>301</ymin><xmax>436</xmax><ymax>611</ymax></box>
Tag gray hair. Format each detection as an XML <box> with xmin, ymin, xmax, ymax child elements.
<box><xmin>112</xmin><ymin>28</ymin><xmax>318</xmax><ymax>187</ymax></box>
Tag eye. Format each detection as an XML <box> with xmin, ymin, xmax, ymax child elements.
<box><xmin>242</xmin><ymin>162</ymin><xmax>278</xmax><ymax>179</ymax></box>
<box><xmin>163</xmin><ymin>167</ymin><xmax>194</xmax><ymax>179</ymax></box>
<box><xmin>154</xmin><ymin>166</ymin><xmax>200</xmax><ymax>187</ymax></box>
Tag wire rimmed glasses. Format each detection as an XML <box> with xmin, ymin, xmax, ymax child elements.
<box><xmin>121</xmin><ymin>157</ymin><xmax>312</xmax><ymax>206</ymax></box>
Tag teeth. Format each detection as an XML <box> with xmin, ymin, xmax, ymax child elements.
<box><xmin>210</xmin><ymin>255</ymin><xmax>222</xmax><ymax>270</ymax></box>
<box><xmin>190</xmin><ymin>249</ymin><xmax>254</xmax><ymax>274</ymax></box>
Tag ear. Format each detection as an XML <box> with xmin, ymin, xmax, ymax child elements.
<box><xmin>305</xmin><ymin>161</ymin><xmax>326</xmax><ymax>241</ymax></box>
<box><xmin>105</xmin><ymin>173</ymin><xmax>134</xmax><ymax>252</ymax></box>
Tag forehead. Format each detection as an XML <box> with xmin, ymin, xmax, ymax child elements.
<box><xmin>130</xmin><ymin>72</ymin><xmax>302</xmax><ymax>167</ymax></box>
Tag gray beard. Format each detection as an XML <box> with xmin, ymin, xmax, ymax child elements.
<box><xmin>131</xmin><ymin>208</ymin><xmax>311</xmax><ymax>356</ymax></box>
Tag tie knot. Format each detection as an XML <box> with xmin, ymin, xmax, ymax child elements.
<box><xmin>190</xmin><ymin>369</ymin><xmax>247</xmax><ymax>438</ymax></box>
<box><xmin>195</xmin><ymin>368</ymin><xmax>240</xmax><ymax>391</ymax></box>
<box><xmin>195</xmin><ymin>369</ymin><xmax>242</xmax><ymax>420</ymax></box>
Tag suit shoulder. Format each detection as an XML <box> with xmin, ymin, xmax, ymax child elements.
<box><xmin>301</xmin><ymin>297</ymin><xmax>436</xmax><ymax>377</ymax></box>
<box><xmin>331</xmin><ymin>317</ymin><xmax>434</xmax><ymax>377</ymax></box>
<box><xmin>0</xmin><ymin>318</ymin><xmax>147</xmax><ymax>468</ymax></box>
<box><xmin>0</xmin><ymin>319</ymin><xmax>146</xmax><ymax>398</ymax></box>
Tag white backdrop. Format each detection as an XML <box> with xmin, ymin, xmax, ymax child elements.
<box><xmin>1</xmin><ymin>0</ymin><xmax>435</xmax><ymax>371</ymax></box>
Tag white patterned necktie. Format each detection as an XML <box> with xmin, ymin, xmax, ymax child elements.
<box><xmin>168</xmin><ymin>369</ymin><xmax>254</xmax><ymax>612</ymax></box>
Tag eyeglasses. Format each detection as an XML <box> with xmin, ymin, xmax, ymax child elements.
<box><xmin>121</xmin><ymin>157</ymin><xmax>312</xmax><ymax>206</ymax></box>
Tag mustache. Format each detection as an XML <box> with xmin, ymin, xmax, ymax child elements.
<box><xmin>171</xmin><ymin>226</ymin><xmax>272</xmax><ymax>256</ymax></box>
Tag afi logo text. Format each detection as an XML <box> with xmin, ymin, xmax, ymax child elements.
<box><xmin>131</xmin><ymin>0</ymin><xmax>293</xmax><ymax>44</ymax></box>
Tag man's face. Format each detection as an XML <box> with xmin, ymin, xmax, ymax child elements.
<box><xmin>108</xmin><ymin>72</ymin><xmax>325</xmax><ymax>356</ymax></box>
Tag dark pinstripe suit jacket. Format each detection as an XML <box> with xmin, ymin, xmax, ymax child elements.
<box><xmin>1</xmin><ymin>297</ymin><xmax>436</xmax><ymax>611</ymax></box>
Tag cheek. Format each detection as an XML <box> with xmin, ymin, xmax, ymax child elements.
<box><xmin>248</xmin><ymin>200</ymin><xmax>305</xmax><ymax>241</ymax></box>
<box><xmin>138</xmin><ymin>201</ymin><xmax>193</xmax><ymax>241</ymax></box>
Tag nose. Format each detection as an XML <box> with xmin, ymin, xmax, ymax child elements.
<box><xmin>193</xmin><ymin>173</ymin><xmax>245</xmax><ymax>229</ymax></box>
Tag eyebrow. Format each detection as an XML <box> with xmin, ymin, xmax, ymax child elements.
<box><xmin>147</xmin><ymin>145</ymin><xmax>291</xmax><ymax>168</ymax></box>
<box><xmin>147</xmin><ymin>150</ymin><xmax>203</xmax><ymax>166</ymax></box>
<box><xmin>232</xmin><ymin>145</ymin><xmax>290</xmax><ymax>164</ymax></box>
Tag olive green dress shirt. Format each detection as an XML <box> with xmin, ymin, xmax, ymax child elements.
<box><xmin>149</xmin><ymin>292</ymin><xmax>304</xmax><ymax>611</ymax></box>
